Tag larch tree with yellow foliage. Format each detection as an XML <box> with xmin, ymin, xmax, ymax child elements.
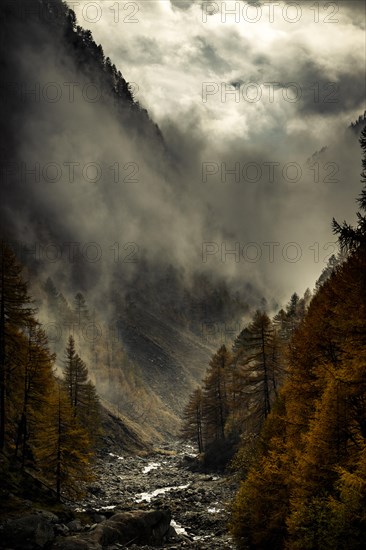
<box><xmin>0</xmin><ymin>243</ymin><xmax>34</xmax><ymax>451</ymax></box>
<box><xmin>35</xmin><ymin>381</ymin><xmax>93</xmax><ymax>500</ymax></box>
<box><xmin>230</xmin><ymin>125</ymin><xmax>366</xmax><ymax>550</ymax></box>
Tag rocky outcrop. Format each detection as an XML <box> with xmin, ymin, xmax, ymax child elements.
<box><xmin>50</xmin><ymin>509</ymin><xmax>172</xmax><ymax>549</ymax></box>
<box><xmin>95</xmin><ymin>509</ymin><xmax>171</xmax><ymax>546</ymax></box>
<box><xmin>1</xmin><ymin>511</ymin><xmax>58</xmax><ymax>549</ymax></box>
<box><xmin>1</xmin><ymin>508</ymin><xmax>171</xmax><ymax>550</ymax></box>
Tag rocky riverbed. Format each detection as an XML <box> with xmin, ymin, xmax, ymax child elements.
<box><xmin>71</xmin><ymin>442</ymin><xmax>237</xmax><ymax>549</ymax></box>
<box><xmin>1</xmin><ymin>443</ymin><xmax>238</xmax><ymax>549</ymax></box>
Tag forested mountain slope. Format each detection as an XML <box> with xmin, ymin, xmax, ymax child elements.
<box><xmin>228</xmin><ymin>128</ymin><xmax>366</xmax><ymax>549</ymax></box>
<box><xmin>0</xmin><ymin>0</ymin><xmax>256</xmax><ymax>438</ymax></box>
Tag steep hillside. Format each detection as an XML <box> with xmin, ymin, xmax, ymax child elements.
<box><xmin>0</xmin><ymin>0</ymin><xmax>256</xmax><ymax>440</ymax></box>
<box><xmin>33</xmin><ymin>270</ymin><xmax>249</xmax><ymax>438</ymax></box>
<box><xmin>118</xmin><ymin>305</ymin><xmax>216</xmax><ymax>416</ymax></box>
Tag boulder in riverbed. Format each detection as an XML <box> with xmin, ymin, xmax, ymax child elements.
<box><xmin>94</xmin><ymin>509</ymin><xmax>172</xmax><ymax>546</ymax></box>
<box><xmin>1</xmin><ymin>511</ymin><xmax>58</xmax><ymax>549</ymax></box>
<box><xmin>50</xmin><ymin>509</ymin><xmax>172</xmax><ymax>549</ymax></box>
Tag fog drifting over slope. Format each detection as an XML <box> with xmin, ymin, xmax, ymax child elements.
<box><xmin>69</xmin><ymin>0</ymin><xmax>365</xmax><ymax>299</ymax></box>
<box><xmin>3</xmin><ymin>0</ymin><xmax>365</xmax><ymax>307</ymax></box>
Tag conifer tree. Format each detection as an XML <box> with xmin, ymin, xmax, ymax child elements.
<box><xmin>0</xmin><ymin>243</ymin><xmax>34</xmax><ymax>450</ymax></box>
<box><xmin>230</xmin><ymin>125</ymin><xmax>366</xmax><ymax>550</ymax></box>
<box><xmin>333</xmin><ymin>126</ymin><xmax>366</xmax><ymax>250</ymax></box>
<box><xmin>234</xmin><ymin>311</ymin><xmax>280</xmax><ymax>430</ymax></box>
<box><xmin>202</xmin><ymin>345</ymin><xmax>231</xmax><ymax>444</ymax></box>
<box><xmin>14</xmin><ymin>322</ymin><xmax>56</xmax><ymax>468</ymax></box>
<box><xmin>180</xmin><ymin>388</ymin><xmax>204</xmax><ymax>453</ymax></box>
<box><xmin>230</xmin><ymin>399</ymin><xmax>289</xmax><ymax>550</ymax></box>
<box><xmin>225</xmin><ymin>358</ymin><xmax>247</xmax><ymax>437</ymax></box>
<box><xmin>63</xmin><ymin>335</ymin><xmax>88</xmax><ymax>413</ymax></box>
<box><xmin>63</xmin><ymin>335</ymin><xmax>100</xmax><ymax>441</ymax></box>
<box><xmin>230</xmin><ymin>252</ymin><xmax>366</xmax><ymax>548</ymax></box>
<box><xmin>74</xmin><ymin>292</ymin><xmax>89</xmax><ymax>328</ymax></box>
<box><xmin>35</xmin><ymin>382</ymin><xmax>93</xmax><ymax>500</ymax></box>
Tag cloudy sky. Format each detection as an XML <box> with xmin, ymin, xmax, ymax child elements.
<box><xmin>3</xmin><ymin>1</ymin><xmax>365</xmax><ymax>309</ymax></box>
<box><xmin>71</xmin><ymin>1</ymin><xmax>365</xmax><ymax>128</ymax></box>
<box><xmin>64</xmin><ymin>0</ymin><xmax>365</xmax><ymax>300</ymax></box>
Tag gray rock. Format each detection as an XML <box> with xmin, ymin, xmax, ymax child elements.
<box><xmin>166</xmin><ymin>525</ymin><xmax>178</xmax><ymax>540</ymax></box>
<box><xmin>94</xmin><ymin>509</ymin><xmax>172</xmax><ymax>546</ymax></box>
<box><xmin>54</xmin><ymin>524</ymin><xmax>70</xmax><ymax>536</ymax></box>
<box><xmin>67</xmin><ymin>520</ymin><xmax>82</xmax><ymax>533</ymax></box>
<box><xmin>2</xmin><ymin>513</ymin><xmax>55</xmax><ymax>549</ymax></box>
<box><xmin>92</xmin><ymin>513</ymin><xmax>106</xmax><ymax>524</ymax></box>
<box><xmin>52</xmin><ymin>509</ymin><xmax>171</xmax><ymax>550</ymax></box>
<box><xmin>36</xmin><ymin>511</ymin><xmax>59</xmax><ymax>523</ymax></box>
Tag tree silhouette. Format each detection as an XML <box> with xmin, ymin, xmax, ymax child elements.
<box><xmin>333</xmin><ymin>126</ymin><xmax>366</xmax><ymax>250</ymax></box>
<box><xmin>0</xmin><ymin>243</ymin><xmax>34</xmax><ymax>450</ymax></box>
